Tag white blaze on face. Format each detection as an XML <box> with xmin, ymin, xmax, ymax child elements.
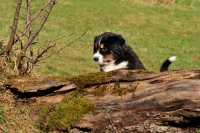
<box><xmin>93</xmin><ymin>50</ymin><xmax>103</xmax><ymax>65</ymax></box>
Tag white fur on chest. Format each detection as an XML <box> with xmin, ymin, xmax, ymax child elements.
<box><xmin>101</xmin><ymin>61</ymin><xmax>128</xmax><ymax>72</ymax></box>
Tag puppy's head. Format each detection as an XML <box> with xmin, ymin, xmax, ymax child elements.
<box><xmin>93</xmin><ymin>32</ymin><xmax>126</xmax><ymax>65</ymax></box>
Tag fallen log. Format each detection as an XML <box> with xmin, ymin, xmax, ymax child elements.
<box><xmin>5</xmin><ymin>69</ymin><xmax>200</xmax><ymax>132</ymax></box>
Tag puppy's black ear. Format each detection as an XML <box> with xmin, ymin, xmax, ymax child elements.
<box><xmin>107</xmin><ymin>35</ymin><xmax>126</xmax><ymax>56</ymax></box>
<box><xmin>107</xmin><ymin>35</ymin><xmax>126</xmax><ymax>46</ymax></box>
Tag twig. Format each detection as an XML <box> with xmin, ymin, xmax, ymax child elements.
<box><xmin>30</xmin><ymin>31</ymin><xmax>87</xmax><ymax>63</ymax></box>
<box><xmin>26</xmin><ymin>0</ymin><xmax>33</xmax><ymax>59</ymax></box>
<box><xmin>23</xmin><ymin>0</ymin><xmax>56</xmax><ymax>52</ymax></box>
<box><xmin>31</xmin><ymin>33</ymin><xmax>74</xmax><ymax>44</ymax></box>
<box><xmin>29</xmin><ymin>33</ymin><xmax>75</xmax><ymax>63</ymax></box>
<box><xmin>17</xmin><ymin>0</ymin><xmax>54</xmax><ymax>39</ymax></box>
<box><xmin>16</xmin><ymin>0</ymin><xmax>56</xmax><ymax>74</ymax></box>
<box><xmin>34</xmin><ymin>43</ymin><xmax>56</xmax><ymax>63</ymax></box>
<box><xmin>56</xmin><ymin>30</ymin><xmax>88</xmax><ymax>54</ymax></box>
<box><xmin>9</xmin><ymin>26</ymin><xmax>23</xmax><ymax>50</ymax></box>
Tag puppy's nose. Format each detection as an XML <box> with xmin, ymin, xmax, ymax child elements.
<box><xmin>94</xmin><ymin>57</ymin><xmax>99</xmax><ymax>61</ymax></box>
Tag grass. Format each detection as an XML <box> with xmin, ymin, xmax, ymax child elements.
<box><xmin>0</xmin><ymin>89</ymin><xmax>40</xmax><ymax>133</ymax></box>
<box><xmin>1</xmin><ymin>0</ymin><xmax>200</xmax><ymax>76</ymax></box>
<box><xmin>0</xmin><ymin>0</ymin><xmax>200</xmax><ymax>132</ymax></box>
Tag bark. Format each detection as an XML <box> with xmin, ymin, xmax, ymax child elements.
<box><xmin>2</xmin><ymin>0</ymin><xmax>22</xmax><ymax>56</ymax></box>
<box><xmin>5</xmin><ymin>69</ymin><xmax>200</xmax><ymax>132</ymax></box>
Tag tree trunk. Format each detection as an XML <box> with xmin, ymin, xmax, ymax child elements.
<box><xmin>5</xmin><ymin>69</ymin><xmax>200</xmax><ymax>132</ymax></box>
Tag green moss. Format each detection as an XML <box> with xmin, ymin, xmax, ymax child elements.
<box><xmin>125</xmin><ymin>70</ymin><xmax>134</xmax><ymax>77</ymax></box>
<box><xmin>112</xmin><ymin>82</ymin><xmax>127</xmax><ymax>96</ymax></box>
<box><xmin>129</xmin><ymin>83</ymin><xmax>139</xmax><ymax>98</ymax></box>
<box><xmin>91</xmin><ymin>84</ymin><xmax>108</xmax><ymax>96</ymax></box>
<box><xmin>4</xmin><ymin>75</ymin><xmax>36</xmax><ymax>89</ymax></box>
<box><xmin>4</xmin><ymin>70</ymin><xmax>114</xmax><ymax>91</ymax></box>
<box><xmin>4</xmin><ymin>75</ymin><xmax>67</xmax><ymax>90</ymax></box>
<box><xmin>112</xmin><ymin>82</ymin><xmax>138</xmax><ymax>97</ymax></box>
<box><xmin>38</xmin><ymin>92</ymin><xmax>94</xmax><ymax>131</ymax></box>
<box><xmin>69</xmin><ymin>71</ymin><xmax>116</xmax><ymax>91</ymax></box>
<box><xmin>125</xmin><ymin>69</ymin><xmax>153</xmax><ymax>76</ymax></box>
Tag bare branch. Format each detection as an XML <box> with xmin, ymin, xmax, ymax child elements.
<box><xmin>30</xmin><ymin>32</ymin><xmax>83</xmax><ymax>64</ymax></box>
<box><xmin>9</xmin><ymin>26</ymin><xmax>23</xmax><ymax>50</ymax></box>
<box><xmin>17</xmin><ymin>0</ymin><xmax>54</xmax><ymax>39</ymax></box>
<box><xmin>31</xmin><ymin>33</ymin><xmax>74</xmax><ymax>44</ymax></box>
<box><xmin>1</xmin><ymin>0</ymin><xmax>22</xmax><ymax>57</ymax></box>
<box><xmin>34</xmin><ymin>43</ymin><xmax>56</xmax><ymax>64</ymax></box>
<box><xmin>2</xmin><ymin>0</ymin><xmax>85</xmax><ymax>75</ymax></box>
<box><xmin>21</xmin><ymin>42</ymin><xmax>56</xmax><ymax>75</ymax></box>
<box><xmin>26</xmin><ymin>0</ymin><xmax>33</xmax><ymax>59</ymax></box>
<box><xmin>22</xmin><ymin>33</ymin><xmax>74</xmax><ymax>71</ymax></box>
<box><xmin>23</xmin><ymin>0</ymin><xmax>56</xmax><ymax>52</ymax></box>
<box><xmin>56</xmin><ymin>30</ymin><xmax>88</xmax><ymax>54</ymax></box>
<box><xmin>16</xmin><ymin>0</ymin><xmax>57</xmax><ymax>74</ymax></box>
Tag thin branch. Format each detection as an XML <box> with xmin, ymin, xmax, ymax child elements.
<box><xmin>16</xmin><ymin>0</ymin><xmax>56</xmax><ymax>74</ymax></box>
<box><xmin>26</xmin><ymin>33</ymin><xmax>74</xmax><ymax>64</ymax></box>
<box><xmin>17</xmin><ymin>0</ymin><xmax>54</xmax><ymax>39</ymax></box>
<box><xmin>31</xmin><ymin>31</ymin><xmax>86</xmax><ymax>64</ymax></box>
<box><xmin>23</xmin><ymin>0</ymin><xmax>56</xmax><ymax>52</ymax></box>
<box><xmin>26</xmin><ymin>0</ymin><xmax>33</xmax><ymax>59</ymax></box>
<box><xmin>9</xmin><ymin>26</ymin><xmax>23</xmax><ymax>50</ymax></box>
<box><xmin>56</xmin><ymin>30</ymin><xmax>88</xmax><ymax>54</ymax></box>
<box><xmin>31</xmin><ymin>33</ymin><xmax>74</xmax><ymax>44</ymax></box>
<box><xmin>33</xmin><ymin>43</ymin><xmax>56</xmax><ymax>64</ymax></box>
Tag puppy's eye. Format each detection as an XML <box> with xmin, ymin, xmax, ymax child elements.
<box><xmin>101</xmin><ymin>48</ymin><xmax>107</xmax><ymax>52</ymax></box>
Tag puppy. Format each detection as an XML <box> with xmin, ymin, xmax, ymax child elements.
<box><xmin>93</xmin><ymin>32</ymin><xmax>177</xmax><ymax>72</ymax></box>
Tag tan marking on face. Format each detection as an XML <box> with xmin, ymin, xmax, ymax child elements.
<box><xmin>100</xmin><ymin>43</ymin><xmax>104</xmax><ymax>49</ymax></box>
<box><xmin>103</xmin><ymin>53</ymin><xmax>115</xmax><ymax>62</ymax></box>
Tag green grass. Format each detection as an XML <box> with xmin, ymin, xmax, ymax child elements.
<box><xmin>0</xmin><ymin>1</ymin><xmax>200</xmax><ymax>131</ymax></box>
<box><xmin>0</xmin><ymin>0</ymin><xmax>200</xmax><ymax>76</ymax></box>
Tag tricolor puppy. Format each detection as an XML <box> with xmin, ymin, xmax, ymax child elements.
<box><xmin>93</xmin><ymin>32</ymin><xmax>177</xmax><ymax>72</ymax></box>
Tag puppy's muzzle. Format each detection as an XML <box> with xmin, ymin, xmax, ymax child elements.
<box><xmin>93</xmin><ymin>57</ymin><xmax>99</xmax><ymax>61</ymax></box>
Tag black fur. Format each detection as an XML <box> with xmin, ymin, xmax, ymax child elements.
<box><xmin>160</xmin><ymin>58</ymin><xmax>173</xmax><ymax>72</ymax></box>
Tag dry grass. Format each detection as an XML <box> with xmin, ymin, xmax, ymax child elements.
<box><xmin>0</xmin><ymin>57</ymin><xmax>15</xmax><ymax>84</ymax></box>
<box><xmin>0</xmin><ymin>90</ymin><xmax>40</xmax><ymax>133</ymax></box>
<box><xmin>0</xmin><ymin>51</ymin><xmax>41</xmax><ymax>132</ymax></box>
